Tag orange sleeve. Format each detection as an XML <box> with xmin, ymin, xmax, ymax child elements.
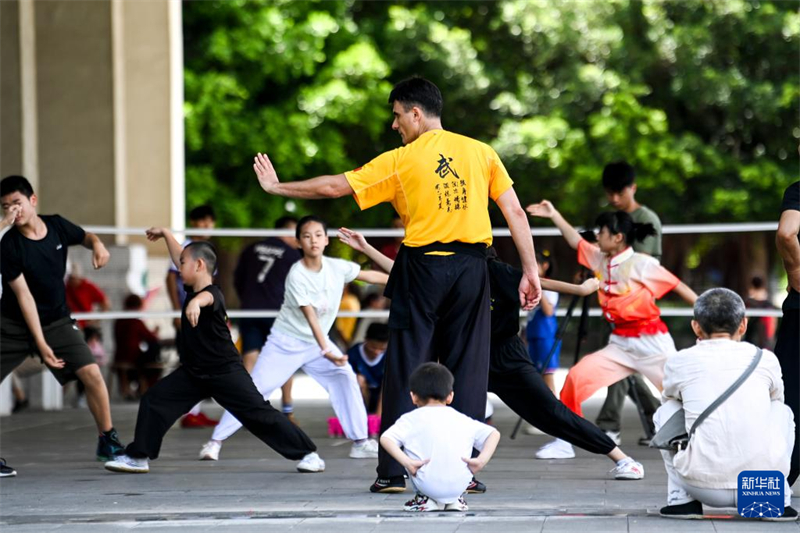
<box><xmin>344</xmin><ymin>150</ymin><xmax>398</xmax><ymax>210</ymax></box>
<box><xmin>577</xmin><ymin>239</ymin><xmax>603</xmax><ymax>271</ymax></box>
<box><xmin>640</xmin><ymin>261</ymin><xmax>680</xmax><ymax>299</ymax></box>
<box><xmin>487</xmin><ymin>151</ymin><xmax>514</xmax><ymax>201</ymax></box>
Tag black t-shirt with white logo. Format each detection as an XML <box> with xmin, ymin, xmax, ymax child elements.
<box><xmin>234</xmin><ymin>237</ymin><xmax>301</xmax><ymax>310</ymax></box>
<box><xmin>1</xmin><ymin>215</ymin><xmax>86</xmax><ymax>325</ymax></box>
<box><xmin>781</xmin><ymin>181</ymin><xmax>800</xmax><ymax>311</ymax></box>
<box><xmin>180</xmin><ymin>284</ymin><xmax>241</xmax><ymax>373</ymax></box>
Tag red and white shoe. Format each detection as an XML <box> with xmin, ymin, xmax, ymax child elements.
<box><xmin>611</xmin><ymin>459</ymin><xmax>644</xmax><ymax>480</ymax></box>
<box><xmin>404</xmin><ymin>493</ymin><xmax>440</xmax><ymax>512</ymax></box>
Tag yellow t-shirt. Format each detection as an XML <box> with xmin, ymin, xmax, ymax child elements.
<box><xmin>344</xmin><ymin>130</ymin><xmax>514</xmax><ymax>247</ymax></box>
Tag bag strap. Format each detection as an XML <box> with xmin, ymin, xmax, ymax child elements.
<box><xmin>688</xmin><ymin>347</ymin><xmax>763</xmax><ymax>439</ymax></box>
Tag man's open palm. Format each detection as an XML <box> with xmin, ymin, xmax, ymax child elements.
<box><xmin>254</xmin><ymin>153</ymin><xmax>279</xmax><ymax>194</ymax></box>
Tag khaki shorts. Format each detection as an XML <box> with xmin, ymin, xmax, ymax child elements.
<box><xmin>1</xmin><ymin>316</ymin><xmax>96</xmax><ymax>385</ymax></box>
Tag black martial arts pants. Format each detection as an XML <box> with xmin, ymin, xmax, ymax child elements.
<box><xmin>775</xmin><ymin>308</ymin><xmax>800</xmax><ymax>485</ymax></box>
<box><xmin>489</xmin><ymin>336</ymin><xmax>616</xmax><ymax>455</ymax></box>
<box><xmin>125</xmin><ymin>365</ymin><xmax>316</xmax><ymax>461</ymax></box>
<box><xmin>377</xmin><ymin>252</ymin><xmax>491</xmax><ymax>478</ymax></box>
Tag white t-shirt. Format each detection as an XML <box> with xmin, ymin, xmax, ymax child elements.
<box><xmin>382</xmin><ymin>405</ymin><xmax>496</xmax><ymax>503</ymax></box>
<box><xmin>662</xmin><ymin>339</ymin><xmax>791</xmax><ymax>489</ymax></box>
<box><xmin>272</xmin><ymin>256</ymin><xmax>360</xmax><ymax>345</ymax></box>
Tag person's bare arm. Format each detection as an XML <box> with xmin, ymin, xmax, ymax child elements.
<box><xmin>254</xmin><ymin>153</ymin><xmax>353</xmax><ymax>199</ymax></box>
<box><xmin>300</xmin><ymin>305</ymin><xmax>346</xmax><ymax>366</ymax></box>
<box><xmin>8</xmin><ymin>275</ymin><xmax>65</xmax><ymax>369</ymax></box>
<box><xmin>539</xmin><ymin>292</ymin><xmax>555</xmax><ymax>316</ymax></box>
<box><xmin>526</xmin><ymin>200</ymin><xmax>583</xmax><ymax>250</ymax></box>
<box><xmin>82</xmin><ymin>232</ymin><xmax>110</xmax><ymax>270</ymax></box>
<box><xmin>356</xmin><ymin>270</ymin><xmax>390</xmax><ymax>285</ymax></box>
<box><xmin>379</xmin><ymin>435</ymin><xmax>429</xmax><ymax>477</ymax></box>
<box><xmin>146</xmin><ymin>227</ymin><xmax>184</xmax><ymax>268</ymax></box>
<box><xmin>462</xmin><ymin>429</ymin><xmax>501</xmax><ymax>475</ymax></box>
<box><xmin>542</xmin><ymin>278</ymin><xmax>599</xmax><ymax>297</ymax></box>
<box><xmin>338</xmin><ymin>228</ymin><xmax>396</xmax><ymax>273</ymax></box>
<box><xmin>0</xmin><ymin>205</ymin><xmax>20</xmax><ymax>233</ymax></box>
<box><xmin>672</xmin><ymin>281</ymin><xmax>698</xmax><ymax>305</ymax></box>
<box><xmin>185</xmin><ymin>291</ymin><xmax>214</xmax><ymax>327</ymax></box>
<box><xmin>777</xmin><ymin>209</ymin><xmax>800</xmax><ymax>292</ymax></box>
<box><xmin>495</xmin><ymin>188</ymin><xmax>541</xmax><ymax>310</ymax></box>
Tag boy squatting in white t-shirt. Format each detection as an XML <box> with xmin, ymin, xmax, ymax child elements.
<box><xmin>381</xmin><ymin>363</ymin><xmax>500</xmax><ymax>512</ymax></box>
<box><xmin>200</xmin><ymin>215</ymin><xmax>389</xmax><ymax>462</ymax></box>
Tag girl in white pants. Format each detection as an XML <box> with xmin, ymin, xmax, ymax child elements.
<box><xmin>199</xmin><ymin>215</ymin><xmax>389</xmax><ymax>461</ymax></box>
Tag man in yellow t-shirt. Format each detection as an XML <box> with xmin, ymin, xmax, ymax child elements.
<box><xmin>253</xmin><ymin>77</ymin><xmax>541</xmax><ymax>493</ymax></box>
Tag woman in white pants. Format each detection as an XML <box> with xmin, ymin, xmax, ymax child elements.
<box><xmin>199</xmin><ymin>216</ymin><xmax>389</xmax><ymax>461</ymax></box>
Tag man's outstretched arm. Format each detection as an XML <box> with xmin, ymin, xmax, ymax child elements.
<box><xmin>254</xmin><ymin>153</ymin><xmax>354</xmax><ymax>199</ymax></box>
<box><xmin>495</xmin><ymin>187</ymin><xmax>542</xmax><ymax>310</ymax></box>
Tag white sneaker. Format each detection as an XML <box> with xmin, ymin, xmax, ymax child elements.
<box><xmin>611</xmin><ymin>459</ymin><xmax>644</xmax><ymax>480</ymax></box>
<box><xmin>605</xmin><ymin>430</ymin><xmax>622</xmax><ymax>446</ymax></box>
<box><xmin>535</xmin><ymin>438</ymin><xmax>575</xmax><ymax>459</ymax></box>
<box><xmin>349</xmin><ymin>439</ymin><xmax>379</xmax><ymax>459</ymax></box>
<box><xmin>444</xmin><ymin>495</ymin><xmax>469</xmax><ymax>511</ymax></box>
<box><xmin>296</xmin><ymin>452</ymin><xmax>325</xmax><ymax>473</ymax></box>
<box><xmin>199</xmin><ymin>440</ymin><xmax>221</xmax><ymax>461</ymax></box>
<box><xmin>404</xmin><ymin>493</ymin><xmax>440</xmax><ymax>512</ymax></box>
<box><xmin>104</xmin><ymin>454</ymin><xmax>149</xmax><ymax>473</ymax></box>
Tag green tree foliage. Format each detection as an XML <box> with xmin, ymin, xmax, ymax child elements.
<box><xmin>183</xmin><ymin>0</ymin><xmax>798</xmax><ymax>230</ymax></box>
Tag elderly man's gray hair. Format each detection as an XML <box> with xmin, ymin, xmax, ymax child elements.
<box><xmin>693</xmin><ymin>288</ymin><xmax>746</xmax><ymax>335</ymax></box>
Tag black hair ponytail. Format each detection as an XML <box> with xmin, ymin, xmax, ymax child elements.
<box><xmin>595</xmin><ymin>211</ymin><xmax>656</xmax><ymax>245</ymax></box>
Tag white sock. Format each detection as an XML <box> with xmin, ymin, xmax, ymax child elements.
<box><xmin>616</xmin><ymin>457</ymin><xmax>634</xmax><ymax>467</ymax></box>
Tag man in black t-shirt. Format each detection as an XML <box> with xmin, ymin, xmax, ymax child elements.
<box><xmin>0</xmin><ymin>175</ymin><xmax>125</xmax><ymax>463</ymax></box>
<box><xmin>105</xmin><ymin>227</ymin><xmax>322</xmax><ymax>474</ymax></box>
<box><xmin>775</xmin><ymin>181</ymin><xmax>800</xmax><ymax>485</ymax></box>
<box><xmin>234</xmin><ymin>216</ymin><xmax>301</xmax><ymax>419</ymax></box>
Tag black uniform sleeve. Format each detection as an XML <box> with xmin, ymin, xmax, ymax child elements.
<box><xmin>202</xmin><ymin>285</ymin><xmax>226</xmax><ymax>314</ymax></box>
<box><xmin>51</xmin><ymin>215</ymin><xmax>86</xmax><ymax>246</ymax></box>
<box><xmin>781</xmin><ymin>182</ymin><xmax>800</xmax><ymax>214</ymax></box>
<box><xmin>1</xmin><ymin>236</ymin><xmax>23</xmax><ymax>282</ymax></box>
<box><xmin>488</xmin><ymin>260</ymin><xmax>523</xmax><ymax>305</ymax></box>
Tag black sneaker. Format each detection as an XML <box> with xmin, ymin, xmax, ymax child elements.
<box><xmin>763</xmin><ymin>505</ymin><xmax>799</xmax><ymax>521</ymax></box>
<box><xmin>369</xmin><ymin>475</ymin><xmax>406</xmax><ymax>493</ymax></box>
<box><xmin>659</xmin><ymin>500</ymin><xmax>703</xmax><ymax>519</ymax></box>
<box><xmin>96</xmin><ymin>429</ymin><xmax>125</xmax><ymax>462</ymax></box>
<box><xmin>0</xmin><ymin>458</ymin><xmax>16</xmax><ymax>478</ymax></box>
<box><xmin>466</xmin><ymin>478</ymin><xmax>486</xmax><ymax>494</ymax></box>
<box><xmin>12</xmin><ymin>399</ymin><xmax>29</xmax><ymax>413</ymax></box>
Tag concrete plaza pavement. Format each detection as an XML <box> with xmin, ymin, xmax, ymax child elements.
<box><xmin>1</xmin><ymin>384</ymin><xmax>797</xmax><ymax>532</ymax></box>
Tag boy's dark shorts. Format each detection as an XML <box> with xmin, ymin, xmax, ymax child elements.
<box><xmin>238</xmin><ymin>317</ymin><xmax>275</xmax><ymax>354</ymax></box>
<box><xmin>1</xmin><ymin>316</ymin><xmax>96</xmax><ymax>385</ymax></box>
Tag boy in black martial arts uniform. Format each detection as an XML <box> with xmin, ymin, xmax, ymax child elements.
<box><xmin>104</xmin><ymin>227</ymin><xmax>323</xmax><ymax>474</ymax></box>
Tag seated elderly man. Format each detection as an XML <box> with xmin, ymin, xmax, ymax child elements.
<box><xmin>656</xmin><ymin>288</ymin><xmax>796</xmax><ymax>520</ymax></box>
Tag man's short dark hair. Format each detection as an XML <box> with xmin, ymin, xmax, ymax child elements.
<box><xmin>409</xmin><ymin>362</ymin><xmax>454</xmax><ymax>402</ymax></box>
<box><xmin>275</xmin><ymin>216</ymin><xmax>298</xmax><ymax>229</ymax></box>
<box><xmin>185</xmin><ymin>241</ymin><xmax>218</xmax><ymax>274</ymax></box>
<box><xmin>751</xmin><ymin>276</ymin><xmax>765</xmax><ymax>290</ymax></box>
<box><xmin>694</xmin><ymin>288</ymin><xmax>746</xmax><ymax>336</ymax></box>
<box><xmin>189</xmin><ymin>205</ymin><xmax>216</xmax><ymax>222</ymax></box>
<box><xmin>388</xmin><ymin>77</ymin><xmax>443</xmax><ymax>118</ymax></box>
<box><xmin>1</xmin><ymin>175</ymin><xmax>34</xmax><ymax>198</ymax></box>
<box><xmin>296</xmin><ymin>215</ymin><xmax>328</xmax><ymax>239</ymax></box>
<box><xmin>365</xmin><ymin>323</ymin><xmax>389</xmax><ymax>343</ymax></box>
<box><xmin>602</xmin><ymin>161</ymin><xmax>636</xmax><ymax>192</ymax></box>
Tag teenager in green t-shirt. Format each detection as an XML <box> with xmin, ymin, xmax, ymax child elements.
<box><xmin>596</xmin><ymin>161</ymin><xmax>662</xmax><ymax>445</ymax></box>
